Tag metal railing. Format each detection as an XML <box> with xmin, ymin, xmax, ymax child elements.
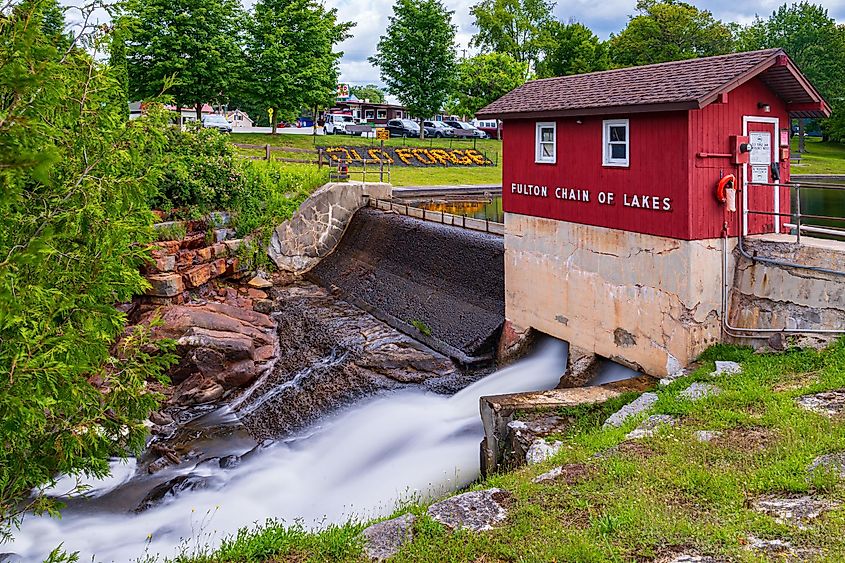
<box><xmin>745</xmin><ymin>180</ymin><xmax>845</xmax><ymax>242</ymax></box>
<box><xmin>742</xmin><ymin>179</ymin><xmax>845</xmax><ymax>276</ymax></box>
<box><xmin>327</xmin><ymin>157</ymin><xmax>391</xmax><ymax>184</ymax></box>
<box><xmin>366</xmin><ymin>197</ymin><xmax>505</xmax><ymax>235</ymax></box>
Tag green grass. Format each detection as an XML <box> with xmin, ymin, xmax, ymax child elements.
<box><xmin>151</xmin><ymin>338</ymin><xmax>845</xmax><ymax>562</ymax></box>
<box><xmin>790</xmin><ymin>137</ymin><xmax>845</xmax><ymax>175</ymax></box>
<box><xmin>229</xmin><ymin>133</ymin><xmax>503</xmax><ymax>187</ymax></box>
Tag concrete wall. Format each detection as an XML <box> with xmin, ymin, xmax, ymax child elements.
<box><xmin>729</xmin><ymin>236</ymin><xmax>845</xmax><ymax>336</ymax></box>
<box><xmin>504</xmin><ymin>213</ymin><xmax>731</xmax><ymax>376</ymax></box>
<box><xmin>268</xmin><ymin>182</ymin><xmax>391</xmax><ymax>274</ymax></box>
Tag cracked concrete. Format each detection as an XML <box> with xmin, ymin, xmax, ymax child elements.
<box><xmin>504</xmin><ymin>214</ymin><xmax>729</xmax><ymax>376</ymax></box>
<box><xmin>728</xmin><ymin>237</ymin><xmax>845</xmax><ymax>342</ymax></box>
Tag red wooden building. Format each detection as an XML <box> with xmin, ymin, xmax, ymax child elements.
<box><xmin>476</xmin><ymin>49</ymin><xmax>831</xmax><ymax>377</ymax></box>
<box><xmin>477</xmin><ymin>48</ymin><xmax>830</xmax><ymax>240</ymax></box>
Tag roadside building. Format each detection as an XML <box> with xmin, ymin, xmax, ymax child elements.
<box><xmin>477</xmin><ymin>48</ymin><xmax>830</xmax><ymax>376</ymax></box>
<box><xmin>226</xmin><ymin>109</ymin><xmax>253</xmax><ymax>128</ymax></box>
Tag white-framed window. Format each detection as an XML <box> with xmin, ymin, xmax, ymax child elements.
<box><xmin>396</xmin><ymin>111</ymin><xmax>404</xmax><ymax>119</ymax></box>
<box><xmin>535</xmin><ymin>121</ymin><xmax>556</xmax><ymax>164</ymax></box>
<box><xmin>603</xmin><ymin>119</ymin><xmax>629</xmax><ymax>167</ymax></box>
<box><xmin>377</xmin><ymin>109</ymin><xmax>387</xmax><ymax>119</ymax></box>
<box><xmin>365</xmin><ymin>109</ymin><xmax>375</xmax><ymax>120</ymax></box>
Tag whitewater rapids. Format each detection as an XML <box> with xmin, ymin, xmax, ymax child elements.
<box><xmin>7</xmin><ymin>339</ymin><xmax>568</xmax><ymax>561</ymax></box>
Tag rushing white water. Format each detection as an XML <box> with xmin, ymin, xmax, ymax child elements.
<box><xmin>7</xmin><ymin>339</ymin><xmax>567</xmax><ymax>562</ymax></box>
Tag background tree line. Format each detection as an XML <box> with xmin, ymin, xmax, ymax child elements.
<box><xmin>119</xmin><ymin>0</ymin><xmax>352</xmax><ymax>132</ymax></box>
<box><xmin>412</xmin><ymin>0</ymin><xmax>845</xmax><ymax>141</ymax></box>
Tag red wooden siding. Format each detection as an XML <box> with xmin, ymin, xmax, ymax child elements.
<box><xmin>502</xmin><ymin>77</ymin><xmax>793</xmax><ymax>241</ymax></box>
<box><xmin>502</xmin><ymin>112</ymin><xmax>692</xmax><ymax>239</ymax></box>
<box><xmin>688</xmin><ymin>78</ymin><xmax>791</xmax><ymax>239</ymax></box>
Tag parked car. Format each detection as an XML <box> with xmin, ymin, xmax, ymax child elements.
<box><xmin>444</xmin><ymin>119</ymin><xmax>487</xmax><ymax>138</ymax></box>
<box><xmin>385</xmin><ymin>118</ymin><xmax>420</xmax><ymax>138</ymax></box>
<box><xmin>422</xmin><ymin>120</ymin><xmax>455</xmax><ymax>138</ymax></box>
<box><xmin>324</xmin><ymin>113</ymin><xmax>356</xmax><ymax>135</ymax></box>
<box><xmin>201</xmin><ymin>114</ymin><xmax>232</xmax><ymax>133</ymax></box>
<box><xmin>471</xmin><ymin>119</ymin><xmax>501</xmax><ymax>139</ymax></box>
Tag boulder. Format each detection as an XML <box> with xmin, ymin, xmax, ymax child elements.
<box><xmin>362</xmin><ymin>514</ymin><xmax>416</xmax><ymax>561</ymax></box>
<box><xmin>808</xmin><ymin>452</ymin><xmax>845</xmax><ymax>478</ymax></box>
<box><xmin>427</xmin><ymin>488</ymin><xmax>511</xmax><ymax>532</ymax></box>
<box><xmin>526</xmin><ymin>438</ymin><xmax>563</xmax><ymax>465</ymax></box>
<box><xmin>603</xmin><ymin>392</ymin><xmax>658</xmax><ymax>428</ymax></box>
<box><xmin>752</xmin><ymin>495</ymin><xmax>840</xmax><ymax>529</ymax></box>
<box><xmin>625</xmin><ymin>414</ymin><xmax>677</xmax><ymax>439</ymax></box>
<box><xmin>796</xmin><ymin>390</ymin><xmax>845</xmax><ymax>417</ymax></box>
<box><xmin>712</xmin><ymin>361</ymin><xmax>741</xmax><ymax>376</ymax></box>
<box><xmin>679</xmin><ymin>382</ymin><xmax>721</xmax><ymax>401</ymax></box>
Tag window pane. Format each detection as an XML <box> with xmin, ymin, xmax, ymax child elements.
<box><xmin>610</xmin><ymin>144</ymin><xmax>626</xmax><ymax>159</ymax></box>
<box><xmin>541</xmin><ymin>127</ymin><xmax>554</xmax><ymax>142</ymax></box>
<box><xmin>610</xmin><ymin>126</ymin><xmax>626</xmax><ymax>142</ymax></box>
<box><xmin>541</xmin><ymin>144</ymin><xmax>553</xmax><ymax>158</ymax></box>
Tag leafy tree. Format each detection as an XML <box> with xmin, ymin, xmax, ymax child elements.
<box><xmin>536</xmin><ymin>21</ymin><xmax>610</xmax><ymax>78</ymax></box>
<box><xmin>610</xmin><ymin>0</ymin><xmax>735</xmax><ymax>66</ymax></box>
<box><xmin>1</xmin><ymin>0</ymin><xmax>175</xmax><ymax>534</ymax></box>
<box><xmin>246</xmin><ymin>0</ymin><xmax>352</xmax><ymax>134</ymax></box>
<box><xmin>451</xmin><ymin>53</ymin><xmax>527</xmax><ymax>120</ymax></box>
<box><xmin>349</xmin><ymin>84</ymin><xmax>386</xmax><ymax>104</ymax></box>
<box><xmin>123</xmin><ymin>0</ymin><xmax>243</xmax><ymax>120</ymax></box>
<box><xmin>470</xmin><ymin>0</ymin><xmax>554</xmax><ymax>71</ymax></box>
<box><xmin>737</xmin><ymin>2</ymin><xmax>845</xmax><ymax>143</ymax></box>
<box><xmin>369</xmin><ymin>0</ymin><xmax>457</xmax><ymax>139</ymax></box>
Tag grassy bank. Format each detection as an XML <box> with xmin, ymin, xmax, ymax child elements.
<box><xmin>156</xmin><ymin>339</ymin><xmax>845</xmax><ymax>562</ymax></box>
<box><xmin>790</xmin><ymin>138</ymin><xmax>845</xmax><ymax>175</ymax></box>
<box><xmin>229</xmin><ymin>133</ymin><xmax>503</xmax><ymax>187</ymax></box>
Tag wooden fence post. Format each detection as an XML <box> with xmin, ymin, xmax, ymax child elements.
<box><xmin>265</xmin><ymin>144</ymin><xmax>271</xmax><ymax>161</ymax></box>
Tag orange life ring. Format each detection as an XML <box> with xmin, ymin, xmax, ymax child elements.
<box><xmin>716</xmin><ymin>174</ymin><xmax>736</xmax><ymax>204</ymax></box>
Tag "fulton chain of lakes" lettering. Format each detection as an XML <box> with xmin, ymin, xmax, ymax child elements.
<box><xmin>511</xmin><ymin>182</ymin><xmax>672</xmax><ymax>211</ymax></box>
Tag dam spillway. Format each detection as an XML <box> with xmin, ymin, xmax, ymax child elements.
<box><xmin>307</xmin><ymin>207</ymin><xmax>505</xmax><ymax>363</ymax></box>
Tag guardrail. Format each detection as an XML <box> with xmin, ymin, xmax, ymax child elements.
<box><xmin>327</xmin><ymin>157</ymin><xmax>391</xmax><ymax>184</ymax></box>
<box><xmin>367</xmin><ymin>197</ymin><xmax>504</xmax><ymax>236</ymax></box>
<box><xmin>743</xmin><ymin>179</ymin><xmax>844</xmax><ymax>276</ymax></box>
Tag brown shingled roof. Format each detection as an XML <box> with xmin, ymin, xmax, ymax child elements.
<box><xmin>476</xmin><ymin>49</ymin><xmax>830</xmax><ymax>119</ymax></box>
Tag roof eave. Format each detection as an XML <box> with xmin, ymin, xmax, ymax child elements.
<box><xmin>476</xmin><ymin>101</ymin><xmax>700</xmax><ymax>121</ymax></box>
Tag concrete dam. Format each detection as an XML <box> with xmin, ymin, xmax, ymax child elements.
<box><xmin>308</xmin><ymin>207</ymin><xmax>505</xmax><ymax>364</ymax></box>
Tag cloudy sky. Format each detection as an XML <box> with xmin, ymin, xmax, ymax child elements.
<box><xmin>327</xmin><ymin>0</ymin><xmax>845</xmax><ymax>87</ymax></box>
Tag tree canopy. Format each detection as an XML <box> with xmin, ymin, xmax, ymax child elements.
<box><xmin>610</xmin><ymin>0</ymin><xmax>735</xmax><ymax>66</ymax></box>
<box><xmin>123</xmin><ymin>0</ymin><xmax>243</xmax><ymax>118</ymax></box>
<box><xmin>369</xmin><ymin>0</ymin><xmax>457</xmax><ymax>137</ymax></box>
<box><xmin>246</xmin><ymin>0</ymin><xmax>352</xmax><ymax>134</ymax></box>
<box><xmin>469</xmin><ymin>0</ymin><xmax>554</xmax><ymax>70</ymax></box>
<box><xmin>1</xmin><ymin>0</ymin><xmax>175</xmax><ymax>533</ymax></box>
<box><xmin>451</xmin><ymin>53</ymin><xmax>527</xmax><ymax>118</ymax></box>
<box><xmin>536</xmin><ymin>21</ymin><xmax>610</xmax><ymax>78</ymax></box>
<box><xmin>349</xmin><ymin>84</ymin><xmax>387</xmax><ymax>104</ymax></box>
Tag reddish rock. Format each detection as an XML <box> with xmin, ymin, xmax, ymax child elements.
<box><xmin>174</xmin><ymin>376</ymin><xmax>224</xmax><ymax>405</ymax></box>
<box><xmin>178</xmin><ymin>327</ymin><xmax>255</xmax><ymax>361</ymax></box>
<box><xmin>152</xmin><ymin>255</ymin><xmax>176</xmax><ymax>273</ymax></box>
<box><xmin>218</xmin><ymin>359</ymin><xmax>256</xmax><ymax>387</ymax></box>
<box><xmin>210</xmin><ymin>258</ymin><xmax>227</xmax><ymax>277</ymax></box>
<box><xmin>152</xmin><ymin>240</ymin><xmax>180</xmax><ymax>256</ymax></box>
<box><xmin>176</xmin><ymin>249</ymin><xmax>196</xmax><ymax>269</ymax></box>
<box><xmin>195</xmin><ymin>246</ymin><xmax>213</xmax><ymax>262</ymax></box>
<box><xmin>203</xmin><ymin>302</ymin><xmax>274</xmax><ymax>328</ymax></box>
<box><xmin>180</xmin><ymin>233</ymin><xmax>207</xmax><ymax>250</ymax></box>
<box><xmin>211</xmin><ymin>243</ymin><xmax>228</xmax><ymax>258</ymax></box>
<box><xmin>147</xmin><ymin>273</ymin><xmax>184</xmax><ymax>297</ymax></box>
<box><xmin>255</xmin><ymin>344</ymin><xmax>275</xmax><ymax>362</ymax></box>
<box><xmin>247</xmin><ymin>288</ymin><xmax>267</xmax><ymax>300</ymax></box>
<box><xmin>183</xmin><ymin>264</ymin><xmax>213</xmax><ymax>288</ymax></box>
<box><xmin>224</xmin><ymin>257</ymin><xmax>240</xmax><ymax>276</ymax></box>
<box><xmin>155</xmin><ymin>306</ymin><xmax>245</xmax><ymax>339</ymax></box>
